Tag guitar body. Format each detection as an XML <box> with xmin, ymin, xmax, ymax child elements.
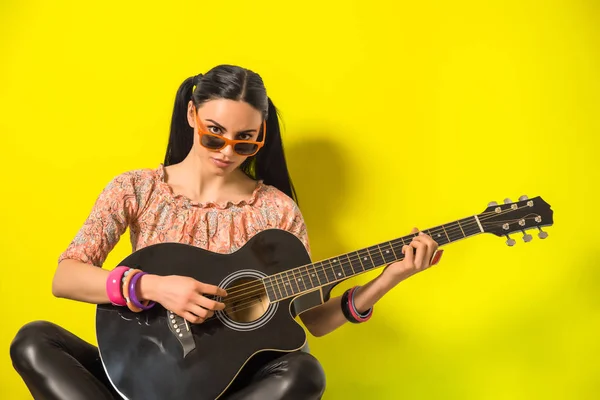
<box><xmin>96</xmin><ymin>195</ymin><xmax>554</xmax><ymax>399</ymax></box>
<box><xmin>96</xmin><ymin>229</ymin><xmax>323</xmax><ymax>400</ymax></box>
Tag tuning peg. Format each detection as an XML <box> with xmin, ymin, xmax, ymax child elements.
<box><xmin>505</xmin><ymin>235</ymin><xmax>516</xmax><ymax>246</ymax></box>
<box><xmin>488</xmin><ymin>201</ymin><xmax>498</xmax><ymax>207</ymax></box>
<box><xmin>522</xmin><ymin>230</ymin><xmax>533</xmax><ymax>242</ymax></box>
<box><xmin>504</xmin><ymin>198</ymin><xmax>512</xmax><ymax>204</ymax></box>
<box><xmin>519</xmin><ymin>195</ymin><xmax>528</xmax><ymax>201</ymax></box>
<box><xmin>538</xmin><ymin>227</ymin><xmax>548</xmax><ymax>239</ymax></box>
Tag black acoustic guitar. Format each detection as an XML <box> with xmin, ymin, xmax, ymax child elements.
<box><xmin>96</xmin><ymin>195</ymin><xmax>553</xmax><ymax>399</ymax></box>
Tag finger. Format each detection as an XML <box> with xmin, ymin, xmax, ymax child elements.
<box><xmin>410</xmin><ymin>227</ymin><xmax>419</xmax><ymax>235</ymax></box>
<box><xmin>415</xmin><ymin>233</ymin><xmax>438</xmax><ymax>260</ymax></box>
<box><xmin>416</xmin><ymin>233</ymin><xmax>437</xmax><ymax>263</ymax></box>
<box><xmin>197</xmin><ymin>282</ymin><xmax>228</xmax><ymax>297</ymax></box>
<box><xmin>402</xmin><ymin>244</ymin><xmax>414</xmax><ymax>265</ymax></box>
<box><xmin>187</xmin><ymin>303</ymin><xmax>210</xmax><ymax>319</ymax></box>
<box><xmin>182</xmin><ymin>311</ymin><xmax>203</xmax><ymax>324</ymax></box>
<box><xmin>193</xmin><ymin>293</ymin><xmax>226</xmax><ymax>311</ymax></box>
<box><xmin>415</xmin><ymin>231</ymin><xmax>438</xmax><ymax>247</ymax></box>
<box><xmin>410</xmin><ymin>240</ymin><xmax>428</xmax><ymax>269</ymax></box>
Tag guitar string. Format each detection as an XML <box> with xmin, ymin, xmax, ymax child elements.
<box><xmin>195</xmin><ymin>208</ymin><xmax>546</xmax><ymax>321</ymax></box>
<box><xmin>215</xmin><ymin>222</ymin><xmax>480</xmax><ymax>303</ymax></box>
<box><xmin>206</xmin><ymin>208</ymin><xmax>545</xmax><ymax>311</ymax></box>
<box><xmin>216</xmin><ymin>207</ymin><xmax>541</xmax><ymax>303</ymax></box>
<box><xmin>217</xmin><ymin>208</ymin><xmax>505</xmax><ymax>298</ymax></box>
<box><xmin>216</xmin><ymin>225</ymin><xmax>484</xmax><ymax>310</ymax></box>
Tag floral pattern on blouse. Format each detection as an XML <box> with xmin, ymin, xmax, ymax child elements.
<box><xmin>58</xmin><ymin>164</ymin><xmax>310</xmax><ymax>267</ymax></box>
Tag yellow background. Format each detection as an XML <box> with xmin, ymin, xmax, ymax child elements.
<box><xmin>1</xmin><ymin>0</ymin><xmax>599</xmax><ymax>399</ymax></box>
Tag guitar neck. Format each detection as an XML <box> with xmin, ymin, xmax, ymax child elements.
<box><xmin>263</xmin><ymin>215</ymin><xmax>484</xmax><ymax>302</ymax></box>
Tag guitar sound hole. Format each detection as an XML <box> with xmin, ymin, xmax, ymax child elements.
<box><xmin>223</xmin><ymin>277</ymin><xmax>269</xmax><ymax>323</ymax></box>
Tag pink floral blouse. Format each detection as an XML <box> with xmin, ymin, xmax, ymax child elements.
<box><xmin>58</xmin><ymin>164</ymin><xmax>311</xmax><ymax>267</ymax></box>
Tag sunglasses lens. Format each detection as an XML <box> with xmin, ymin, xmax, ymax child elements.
<box><xmin>234</xmin><ymin>143</ymin><xmax>259</xmax><ymax>155</ymax></box>
<box><xmin>201</xmin><ymin>134</ymin><xmax>226</xmax><ymax>150</ymax></box>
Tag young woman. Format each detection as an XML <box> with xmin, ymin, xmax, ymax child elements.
<box><xmin>10</xmin><ymin>64</ymin><xmax>441</xmax><ymax>400</ymax></box>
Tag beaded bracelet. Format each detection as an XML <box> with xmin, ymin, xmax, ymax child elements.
<box><xmin>341</xmin><ymin>286</ymin><xmax>373</xmax><ymax>323</ymax></box>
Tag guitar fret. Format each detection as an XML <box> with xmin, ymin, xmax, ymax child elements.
<box><xmin>284</xmin><ymin>273</ymin><xmax>293</xmax><ymax>296</ymax></box>
<box><xmin>291</xmin><ymin>269</ymin><xmax>300</xmax><ymax>292</ymax></box>
<box><xmin>348</xmin><ymin>251</ymin><xmax>365</xmax><ymax>273</ymax></box>
<box><xmin>357</xmin><ymin>249</ymin><xmax>375</xmax><ymax>270</ymax></box>
<box><xmin>332</xmin><ymin>257</ymin><xmax>346</xmax><ymax>280</ymax></box>
<box><xmin>427</xmin><ymin>227</ymin><xmax>447</xmax><ymax>245</ymax></box>
<box><xmin>323</xmin><ymin>260</ymin><xmax>337</xmax><ymax>282</ymax></box>
<box><xmin>286</xmin><ymin>271</ymin><xmax>300</xmax><ymax>294</ymax></box>
<box><xmin>367</xmin><ymin>245</ymin><xmax>384</xmax><ymax>267</ymax></box>
<box><xmin>446</xmin><ymin>222</ymin><xmax>465</xmax><ymax>242</ymax></box>
<box><xmin>461</xmin><ymin>217</ymin><xmax>480</xmax><ymax>237</ymax></box>
<box><xmin>343</xmin><ymin>254</ymin><xmax>355</xmax><ymax>274</ymax></box>
<box><xmin>343</xmin><ymin>257</ymin><xmax>354</xmax><ymax>276</ymax></box>
<box><xmin>265</xmin><ymin>215</ymin><xmax>487</xmax><ymax>302</ymax></box>
<box><xmin>380</xmin><ymin>242</ymin><xmax>397</xmax><ymax>264</ymax></box>
<box><xmin>456</xmin><ymin>220</ymin><xmax>466</xmax><ymax>237</ymax></box>
<box><xmin>315</xmin><ymin>262</ymin><xmax>328</xmax><ymax>284</ymax></box>
<box><xmin>388</xmin><ymin>241</ymin><xmax>399</xmax><ymax>260</ymax></box>
<box><xmin>271</xmin><ymin>274</ymin><xmax>284</xmax><ymax>298</ymax></box>
<box><xmin>293</xmin><ymin>268</ymin><xmax>307</xmax><ymax>292</ymax></box>
<box><xmin>280</xmin><ymin>272</ymin><xmax>291</xmax><ymax>296</ymax></box>
<box><xmin>272</xmin><ymin>275</ymin><xmax>284</xmax><ymax>300</ymax></box>
<box><xmin>441</xmin><ymin>225</ymin><xmax>451</xmax><ymax>243</ymax></box>
<box><xmin>305</xmin><ymin>264</ymin><xmax>319</xmax><ymax>289</ymax></box>
<box><xmin>264</xmin><ymin>277</ymin><xmax>276</xmax><ymax>301</ymax></box>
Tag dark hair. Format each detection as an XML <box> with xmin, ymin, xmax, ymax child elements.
<box><xmin>164</xmin><ymin>65</ymin><xmax>298</xmax><ymax>205</ymax></box>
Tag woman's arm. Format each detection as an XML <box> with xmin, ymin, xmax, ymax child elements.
<box><xmin>53</xmin><ymin>172</ymin><xmax>140</xmax><ymax>302</ymax></box>
<box><xmin>299</xmin><ymin>229</ymin><xmax>440</xmax><ymax>337</ymax></box>
<box><xmin>52</xmin><ymin>259</ymin><xmax>111</xmax><ymax>303</ymax></box>
<box><xmin>299</xmin><ymin>271</ymin><xmax>402</xmax><ymax>337</ymax></box>
<box><xmin>51</xmin><ymin>259</ymin><xmax>162</xmax><ymax>305</ymax></box>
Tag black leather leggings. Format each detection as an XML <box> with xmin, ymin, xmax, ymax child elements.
<box><xmin>10</xmin><ymin>321</ymin><xmax>326</xmax><ymax>400</ymax></box>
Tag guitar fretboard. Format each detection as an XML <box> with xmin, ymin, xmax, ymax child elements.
<box><xmin>263</xmin><ymin>216</ymin><xmax>482</xmax><ymax>302</ymax></box>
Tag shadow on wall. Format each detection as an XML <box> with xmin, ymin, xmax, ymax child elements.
<box><xmin>282</xmin><ymin>132</ymin><xmax>430</xmax><ymax>398</ymax></box>
<box><xmin>283</xmin><ymin>133</ymin><xmax>353</xmax><ymax>263</ymax></box>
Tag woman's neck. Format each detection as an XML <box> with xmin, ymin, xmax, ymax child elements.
<box><xmin>165</xmin><ymin>155</ymin><xmax>254</xmax><ymax>204</ymax></box>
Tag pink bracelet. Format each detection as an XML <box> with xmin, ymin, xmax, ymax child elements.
<box><xmin>348</xmin><ymin>286</ymin><xmax>373</xmax><ymax>322</ymax></box>
<box><xmin>106</xmin><ymin>266</ymin><xmax>130</xmax><ymax>306</ymax></box>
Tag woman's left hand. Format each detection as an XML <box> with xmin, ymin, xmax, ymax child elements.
<box><xmin>381</xmin><ymin>227</ymin><xmax>442</xmax><ymax>285</ymax></box>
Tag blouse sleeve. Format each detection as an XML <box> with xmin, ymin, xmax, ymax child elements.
<box><xmin>278</xmin><ymin>201</ymin><xmax>312</xmax><ymax>258</ymax></box>
<box><xmin>58</xmin><ymin>171</ymin><xmax>140</xmax><ymax>267</ymax></box>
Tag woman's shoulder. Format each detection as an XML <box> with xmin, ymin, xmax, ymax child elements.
<box><xmin>109</xmin><ymin>164</ymin><xmax>163</xmax><ymax>185</ymax></box>
<box><xmin>100</xmin><ymin>164</ymin><xmax>164</xmax><ymax>198</ymax></box>
<box><xmin>257</xmin><ymin>182</ymin><xmax>301</xmax><ymax>214</ymax></box>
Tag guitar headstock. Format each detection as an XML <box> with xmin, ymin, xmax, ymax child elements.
<box><xmin>478</xmin><ymin>195</ymin><xmax>553</xmax><ymax>246</ymax></box>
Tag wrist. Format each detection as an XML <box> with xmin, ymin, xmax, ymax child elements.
<box><xmin>138</xmin><ymin>274</ymin><xmax>161</xmax><ymax>302</ymax></box>
<box><xmin>380</xmin><ymin>267</ymin><xmax>412</xmax><ymax>288</ymax></box>
<box><xmin>341</xmin><ymin>286</ymin><xmax>373</xmax><ymax>323</ymax></box>
<box><xmin>351</xmin><ymin>285</ymin><xmax>372</xmax><ymax>314</ymax></box>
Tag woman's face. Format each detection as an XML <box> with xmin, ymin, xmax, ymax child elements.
<box><xmin>187</xmin><ymin>98</ymin><xmax>263</xmax><ymax>175</ymax></box>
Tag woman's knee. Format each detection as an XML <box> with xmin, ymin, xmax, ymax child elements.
<box><xmin>281</xmin><ymin>352</ymin><xmax>326</xmax><ymax>398</ymax></box>
<box><xmin>10</xmin><ymin>320</ymin><xmax>61</xmax><ymax>372</ymax></box>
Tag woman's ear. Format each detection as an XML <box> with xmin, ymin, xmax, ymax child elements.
<box><xmin>187</xmin><ymin>101</ymin><xmax>195</xmax><ymax>128</ymax></box>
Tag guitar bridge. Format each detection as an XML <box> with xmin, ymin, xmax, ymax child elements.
<box><xmin>166</xmin><ymin>310</ymin><xmax>196</xmax><ymax>358</ymax></box>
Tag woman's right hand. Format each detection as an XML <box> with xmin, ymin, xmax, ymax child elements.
<box><xmin>139</xmin><ymin>274</ymin><xmax>227</xmax><ymax>324</ymax></box>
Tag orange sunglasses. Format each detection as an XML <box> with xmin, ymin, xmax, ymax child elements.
<box><xmin>194</xmin><ymin>110</ymin><xmax>266</xmax><ymax>157</ymax></box>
